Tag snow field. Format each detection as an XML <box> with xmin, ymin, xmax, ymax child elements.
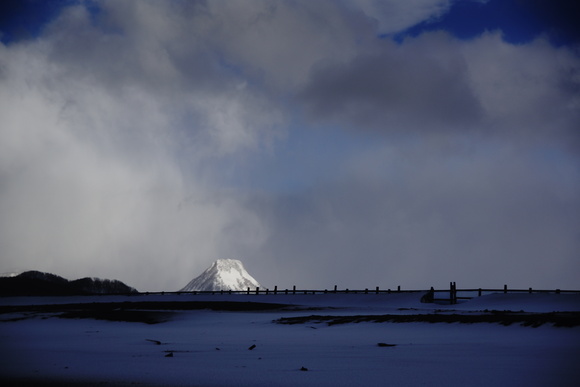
<box><xmin>1</xmin><ymin>293</ymin><xmax>579</xmax><ymax>386</ymax></box>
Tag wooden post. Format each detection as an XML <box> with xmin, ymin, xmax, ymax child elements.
<box><xmin>256</xmin><ymin>287</ymin><xmax>260</xmax><ymax>295</ymax></box>
<box><xmin>285</xmin><ymin>289</ymin><xmax>288</xmax><ymax>295</ymax></box>
<box><xmin>504</xmin><ymin>284</ymin><xmax>507</xmax><ymax>294</ymax></box>
<box><xmin>274</xmin><ymin>286</ymin><xmax>278</xmax><ymax>295</ymax></box>
<box><xmin>450</xmin><ymin>282</ymin><xmax>453</xmax><ymax>304</ymax></box>
<box><xmin>529</xmin><ymin>287</ymin><xmax>532</xmax><ymax>294</ymax></box>
<box><xmin>376</xmin><ymin>286</ymin><xmax>379</xmax><ymax>294</ymax></box>
<box><xmin>478</xmin><ymin>288</ymin><xmax>482</xmax><ymax>297</ymax></box>
<box><xmin>450</xmin><ymin>282</ymin><xmax>457</xmax><ymax>304</ymax></box>
<box><xmin>334</xmin><ymin>285</ymin><xmax>337</xmax><ymax>293</ymax></box>
<box><xmin>397</xmin><ymin>285</ymin><xmax>401</xmax><ymax>292</ymax></box>
<box><xmin>293</xmin><ymin>285</ymin><xmax>296</xmax><ymax>295</ymax></box>
<box><xmin>247</xmin><ymin>287</ymin><xmax>250</xmax><ymax>295</ymax></box>
<box><xmin>266</xmin><ymin>288</ymin><xmax>269</xmax><ymax>295</ymax></box>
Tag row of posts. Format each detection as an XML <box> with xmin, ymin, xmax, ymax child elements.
<box><xmin>245</xmin><ymin>285</ymin><xmax>403</xmax><ymax>295</ymax></box>
<box><xmin>449</xmin><ymin>283</ymin><xmax>562</xmax><ymax>304</ymax></box>
<box><xmin>163</xmin><ymin>283</ymin><xmax>566</xmax><ymax>297</ymax></box>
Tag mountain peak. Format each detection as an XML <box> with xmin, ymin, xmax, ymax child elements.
<box><xmin>179</xmin><ymin>259</ymin><xmax>261</xmax><ymax>292</ymax></box>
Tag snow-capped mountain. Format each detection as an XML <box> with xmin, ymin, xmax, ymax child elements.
<box><xmin>180</xmin><ymin>259</ymin><xmax>261</xmax><ymax>292</ymax></box>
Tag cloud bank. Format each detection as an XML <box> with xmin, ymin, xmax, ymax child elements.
<box><xmin>1</xmin><ymin>0</ymin><xmax>578</xmax><ymax>290</ymax></box>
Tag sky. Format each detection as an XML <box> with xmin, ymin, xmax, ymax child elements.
<box><xmin>0</xmin><ymin>0</ymin><xmax>579</xmax><ymax>292</ymax></box>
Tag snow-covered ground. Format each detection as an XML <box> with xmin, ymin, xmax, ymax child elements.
<box><xmin>1</xmin><ymin>293</ymin><xmax>579</xmax><ymax>386</ymax></box>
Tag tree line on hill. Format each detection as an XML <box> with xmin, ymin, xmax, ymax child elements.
<box><xmin>0</xmin><ymin>271</ymin><xmax>137</xmax><ymax>296</ymax></box>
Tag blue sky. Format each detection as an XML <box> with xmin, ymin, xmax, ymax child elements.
<box><xmin>0</xmin><ymin>0</ymin><xmax>579</xmax><ymax>291</ymax></box>
<box><xmin>393</xmin><ymin>0</ymin><xmax>580</xmax><ymax>45</ymax></box>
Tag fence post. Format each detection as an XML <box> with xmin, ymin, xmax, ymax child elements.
<box><xmin>293</xmin><ymin>285</ymin><xmax>296</xmax><ymax>295</ymax></box>
<box><xmin>247</xmin><ymin>287</ymin><xmax>250</xmax><ymax>295</ymax></box>
<box><xmin>256</xmin><ymin>287</ymin><xmax>260</xmax><ymax>295</ymax></box>
<box><xmin>334</xmin><ymin>285</ymin><xmax>337</xmax><ymax>293</ymax></box>
<box><xmin>478</xmin><ymin>288</ymin><xmax>482</xmax><ymax>297</ymax></box>
<box><xmin>376</xmin><ymin>286</ymin><xmax>379</xmax><ymax>294</ymax></box>
<box><xmin>450</xmin><ymin>282</ymin><xmax>453</xmax><ymax>304</ymax></box>
<box><xmin>504</xmin><ymin>284</ymin><xmax>507</xmax><ymax>294</ymax></box>
<box><xmin>529</xmin><ymin>287</ymin><xmax>532</xmax><ymax>294</ymax></box>
<box><xmin>450</xmin><ymin>282</ymin><xmax>457</xmax><ymax>304</ymax></box>
<box><xmin>397</xmin><ymin>285</ymin><xmax>401</xmax><ymax>292</ymax></box>
<box><xmin>274</xmin><ymin>286</ymin><xmax>278</xmax><ymax>295</ymax></box>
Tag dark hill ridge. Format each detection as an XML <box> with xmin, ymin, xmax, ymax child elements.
<box><xmin>0</xmin><ymin>270</ymin><xmax>138</xmax><ymax>296</ymax></box>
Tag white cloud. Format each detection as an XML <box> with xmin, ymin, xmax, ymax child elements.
<box><xmin>0</xmin><ymin>2</ymin><xmax>280</xmax><ymax>290</ymax></box>
<box><xmin>351</xmin><ymin>0</ymin><xmax>452</xmax><ymax>34</ymax></box>
<box><xmin>462</xmin><ymin>32</ymin><xmax>580</xmax><ymax>145</ymax></box>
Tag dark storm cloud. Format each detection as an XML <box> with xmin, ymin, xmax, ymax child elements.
<box><xmin>1</xmin><ymin>0</ymin><xmax>578</xmax><ymax>291</ymax></box>
<box><xmin>300</xmin><ymin>33</ymin><xmax>483</xmax><ymax>132</ymax></box>
<box><xmin>300</xmin><ymin>30</ymin><xmax>580</xmax><ymax>149</ymax></box>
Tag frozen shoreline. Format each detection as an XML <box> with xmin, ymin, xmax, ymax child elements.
<box><xmin>1</xmin><ymin>293</ymin><xmax>579</xmax><ymax>386</ymax></box>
